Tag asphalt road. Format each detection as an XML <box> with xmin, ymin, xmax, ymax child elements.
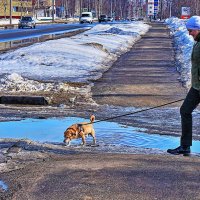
<box><xmin>0</xmin><ymin>23</ymin><xmax>92</xmax><ymax>42</ymax></box>
<box><xmin>0</xmin><ymin>23</ymin><xmax>90</xmax><ymax>52</ymax></box>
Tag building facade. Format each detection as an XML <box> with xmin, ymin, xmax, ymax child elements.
<box><xmin>0</xmin><ymin>0</ymin><xmax>53</xmax><ymax>19</ymax></box>
<box><xmin>0</xmin><ymin>0</ymin><xmax>33</xmax><ymax>18</ymax></box>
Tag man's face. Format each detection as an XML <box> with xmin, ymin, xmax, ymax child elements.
<box><xmin>187</xmin><ymin>29</ymin><xmax>200</xmax><ymax>40</ymax></box>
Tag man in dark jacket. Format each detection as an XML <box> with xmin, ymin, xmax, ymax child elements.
<box><xmin>167</xmin><ymin>16</ymin><xmax>200</xmax><ymax>155</ymax></box>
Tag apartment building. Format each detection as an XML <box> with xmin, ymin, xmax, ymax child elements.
<box><xmin>0</xmin><ymin>0</ymin><xmax>53</xmax><ymax>19</ymax></box>
<box><xmin>0</xmin><ymin>0</ymin><xmax>33</xmax><ymax>18</ymax></box>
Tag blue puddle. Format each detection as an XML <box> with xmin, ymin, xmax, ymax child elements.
<box><xmin>0</xmin><ymin>180</ymin><xmax>8</xmax><ymax>191</ymax></box>
<box><xmin>0</xmin><ymin>117</ymin><xmax>200</xmax><ymax>153</ymax></box>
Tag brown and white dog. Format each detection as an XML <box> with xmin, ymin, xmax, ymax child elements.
<box><xmin>63</xmin><ymin>115</ymin><xmax>96</xmax><ymax>146</ymax></box>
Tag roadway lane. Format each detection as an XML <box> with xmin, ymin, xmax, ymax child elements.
<box><xmin>0</xmin><ymin>23</ymin><xmax>93</xmax><ymax>42</ymax></box>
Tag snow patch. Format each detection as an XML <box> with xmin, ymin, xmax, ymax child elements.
<box><xmin>165</xmin><ymin>17</ymin><xmax>193</xmax><ymax>88</ymax></box>
<box><xmin>0</xmin><ymin>73</ymin><xmax>70</xmax><ymax>92</ymax></box>
<box><xmin>0</xmin><ymin>22</ymin><xmax>150</xmax><ymax>92</ymax></box>
<box><xmin>104</xmin><ymin>27</ymin><xmax>139</xmax><ymax>36</ymax></box>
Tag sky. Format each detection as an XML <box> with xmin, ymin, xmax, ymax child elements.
<box><xmin>0</xmin><ymin>18</ymin><xmax>194</xmax><ymax>93</ymax></box>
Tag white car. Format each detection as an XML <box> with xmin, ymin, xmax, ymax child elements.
<box><xmin>107</xmin><ymin>16</ymin><xmax>114</xmax><ymax>22</ymax></box>
<box><xmin>80</xmin><ymin>12</ymin><xmax>93</xmax><ymax>24</ymax></box>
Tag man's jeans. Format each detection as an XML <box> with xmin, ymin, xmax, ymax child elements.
<box><xmin>180</xmin><ymin>87</ymin><xmax>200</xmax><ymax>147</ymax></box>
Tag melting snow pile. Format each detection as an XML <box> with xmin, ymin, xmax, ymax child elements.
<box><xmin>0</xmin><ymin>22</ymin><xmax>150</xmax><ymax>93</ymax></box>
<box><xmin>0</xmin><ymin>73</ymin><xmax>70</xmax><ymax>92</ymax></box>
<box><xmin>104</xmin><ymin>27</ymin><xmax>139</xmax><ymax>36</ymax></box>
<box><xmin>165</xmin><ymin>17</ymin><xmax>194</xmax><ymax>88</ymax></box>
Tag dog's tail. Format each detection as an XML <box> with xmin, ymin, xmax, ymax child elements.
<box><xmin>90</xmin><ymin>115</ymin><xmax>95</xmax><ymax>123</ymax></box>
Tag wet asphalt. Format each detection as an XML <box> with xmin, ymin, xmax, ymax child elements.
<box><xmin>92</xmin><ymin>22</ymin><xmax>187</xmax><ymax>107</ymax></box>
<box><xmin>1</xmin><ymin>153</ymin><xmax>200</xmax><ymax>200</ymax></box>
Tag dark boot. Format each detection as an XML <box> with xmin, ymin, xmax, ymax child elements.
<box><xmin>167</xmin><ymin>146</ymin><xmax>191</xmax><ymax>155</ymax></box>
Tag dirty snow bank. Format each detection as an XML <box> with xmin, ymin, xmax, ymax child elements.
<box><xmin>165</xmin><ymin>17</ymin><xmax>194</xmax><ymax>88</ymax></box>
<box><xmin>0</xmin><ymin>22</ymin><xmax>150</xmax><ymax>93</ymax></box>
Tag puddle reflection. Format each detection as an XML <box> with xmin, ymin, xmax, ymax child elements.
<box><xmin>0</xmin><ymin>117</ymin><xmax>199</xmax><ymax>153</ymax></box>
<box><xmin>0</xmin><ymin>180</ymin><xmax>8</xmax><ymax>191</ymax></box>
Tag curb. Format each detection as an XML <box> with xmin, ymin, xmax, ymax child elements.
<box><xmin>0</xmin><ymin>96</ymin><xmax>48</xmax><ymax>105</ymax></box>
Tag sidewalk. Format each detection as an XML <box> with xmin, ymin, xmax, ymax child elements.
<box><xmin>92</xmin><ymin>22</ymin><xmax>187</xmax><ymax>107</ymax></box>
<box><xmin>1</xmin><ymin>153</ymin><xmax>200</xmax><ymax>200</ymax></box>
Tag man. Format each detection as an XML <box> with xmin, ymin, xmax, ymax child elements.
<box><xmin>167</xmin><ymin>16</ymin><xmax>200</xmax><ymax>155</ymax></box>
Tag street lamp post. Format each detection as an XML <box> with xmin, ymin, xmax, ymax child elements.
<box><xmin>88</xmin><ymin>0</ymin><xmax>90</xmax><ymax>11</ymax></box>
<box><xmin>52</xmin><ymin>0</ymin><xmax>55</xmax><ymax>22</ymax></box>
<box><xmin>20</xmin><ymin>0</ymin><xmax>23</xmax><ymax>18</ymax></box>
<box><xmin>9</xmin><ymin>0</ymin><xmax>12</xmax><ymax>24</ymax></box>
<box><xmin>160</xmin><ymin>0</ymin><xmax>163</xmax><ymax>20</ymax></box>
<box><xmin>98</xmin><ymin>0</ymin><xmax>100</xmax><ymax>17</ymax></box>
<box><xmin>4</xmin><ymin>1</ymin><xmax>7</xmax><ymax>19</ymax></box>
<box><xmin>110</xmin><ymin>0</ymin><xmax>112</xmax><ymax>17</ymax></box>
<box><xmin>79</xmin><ymin>0</ymin><xmax>82</xmax><ymax>18</ymax></box>
<box><xmin>169</xmin><ymin>0</ymin><xmax>172</xmax><ymax>18</ymax></box>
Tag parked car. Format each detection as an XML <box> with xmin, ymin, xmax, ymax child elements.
<box><xmin>131</xmin><ymin>17</ymin><xmax>137</xmax><ymax>21</ymax></box>
<box><xmin>80</xmin><ymin>12</ymin><xmax>93</xmax><ymax>24</ymax></box>
<box><xmin>115</xmin><ymin>16</ymin><xmax>121</xmax><ymax>21</ymax></box>
<box><xmin>99</xmin><ymin>15</ymin><xmax>108</xmax><ymax>23</ymax></box>
<box><xmin>138</xmin><ymin>17</ymin><xmax>144</xmax><ymax>21</ymax></box>
<box><xmin>107</xmin><ymin>16</ymin><xmax>114</xmax><ymax>22</ymax></box>
<box><xmin>18</xmin><ymin>16</ymin><xmax>36</xmax><ymax>29</ymax></box>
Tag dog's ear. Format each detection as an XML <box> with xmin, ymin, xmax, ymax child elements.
<box><xmin>90</xmin><ymin>115</ymin><xmax>95</xmax><ymax>122</ymax></box>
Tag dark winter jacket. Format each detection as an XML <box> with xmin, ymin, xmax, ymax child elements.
<box><xmin>191</xmin><ymin>32</ymin><xmax>200</xmax><ymax>90</ymax></box>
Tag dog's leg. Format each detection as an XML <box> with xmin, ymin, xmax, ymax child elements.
<box><xmin>81</xmin><ymin>136</ymin><xmax>86</xmax><ymax>146</ymax></box>
<box><xmin>92</xmin><ymin>136</ymin><xmax>96</xmax><ymax>145</ymax></box>
<box><xmin>90</xmin><ymin>129</ymin><xmax>96</xmax><ymax>145</ymax></box>
<box><xmin>79</xmin><ymin>131</ymin><xmax>86</xmax><ymax>146</ymax></box>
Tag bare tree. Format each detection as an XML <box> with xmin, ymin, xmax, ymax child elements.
<box><xmin>192</xmin><ymin>0</ymin><xmax>200</xmax><ymax>15</ymax></box>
